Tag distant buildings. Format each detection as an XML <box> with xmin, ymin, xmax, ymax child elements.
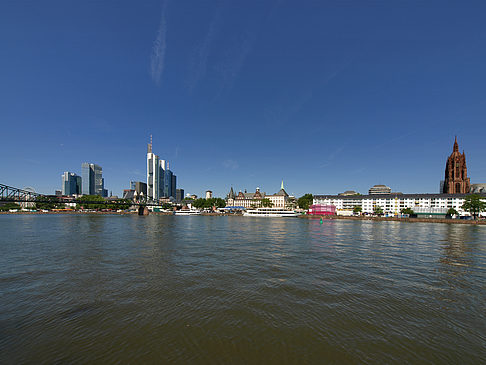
<box><xmin>205</xmin><ymin>190</ymin><xmax>213</xmax><ymax>199</ymax></box>
<box><xmin>61</xmin><ymin>172</ymin><xmax>82</xmax><ymax>196</ymax></box>
<box><xmin>226</xmin><ymin>182</ymin><xmax>292</xmax><ymax>209</ymax></box>
<box><xmin>123</xmin><ymin>181</ymin><xmax>148</xmax><ymax>201</ymax></box>
<box><xmin>131</xmin><ymin>181</ymin><xmax>147</xmax><ymax>197</ymax></box>
<box><xmin>338</xmin><ymin>190</ymin><xmax>360</xmax><ymax>196</ymax></box>
<box><xmin>176</xmin><ymin>189</ymin><xmax>184</xmax><ymax>203</ymax></box>
<box><xmin>265</xmin><ymin>181</ymin><xmax>290</xmax><ymax>209</ymax></box>
<box><xmin>471</xmin><ymin>184</ymin><xmax>486</xmax><ymax>194</ymax></box>
<box><xmin>146</xmin><ymin>137</ymin><xmax>176</xmax><ymax>202</ymax></box>
<box><xmin>81</xmin><ymin>162</ymin><xmax>107</xmax><ymax>197</ymax></box>
<box><xmin>369</xmin><ymin>185</ymin><xmax>392</xmax><ymax>195</ymax></box>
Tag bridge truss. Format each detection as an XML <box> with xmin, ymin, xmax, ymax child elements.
<box><xmin>0</xmin><ymin>183</ymin><xmax>43</xmax><ymax>201</ymax></box>
<box><xmin>0</xmin><ymin>183</ymin><xmax>163</xmax><ymax>206</ymax></box>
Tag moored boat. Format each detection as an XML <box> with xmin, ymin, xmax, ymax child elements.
<box><xmin>174</xmin><ymin>209</ymin><xmax>201</xmax><ymax>216</ymax></box>
<box><xmin>243</xmin><ymin>207</ymin><xmax>298</xmax><ymax>217</ymax></box>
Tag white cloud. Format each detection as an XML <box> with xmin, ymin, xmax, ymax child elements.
<box><xmin>222</xmin><ymin>159</ymin><xmax>239</xmax><ymax>170</ymax></box>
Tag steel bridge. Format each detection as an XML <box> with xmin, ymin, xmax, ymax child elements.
<box><xmin>0</xmin><ymin>183</ymin><xmax>162</xmax><ymax>206</ymax></box>
<box><xmin>0</xmin><ymin>183</ymin><xmax>43</xmax><ymax>201</ymax></box>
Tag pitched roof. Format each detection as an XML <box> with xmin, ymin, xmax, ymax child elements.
<box><xmin>270</xmin><ymin>188</ymin><xmax>288</xmax><ymax>197</ymax></box>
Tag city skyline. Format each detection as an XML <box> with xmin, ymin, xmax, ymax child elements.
<box><xmin>1</xmin><ymin>1</ymin><xmax>486</xmax><ymax>198</ymax></box>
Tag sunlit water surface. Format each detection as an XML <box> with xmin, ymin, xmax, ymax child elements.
<box><xmin>1</xmin><ymin>215</ymin><xmax>485</xmax><ymax>364</ymax></box>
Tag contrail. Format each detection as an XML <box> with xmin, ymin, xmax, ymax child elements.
<box><xmin>187</xmin><ymin>5</ymin><xmax>224</xmax><ymax>92</ymax></box>
<box><xmin>151</xmin><ymin>1</ymin><xmax>169</xmax><ymax>85</ymax></box>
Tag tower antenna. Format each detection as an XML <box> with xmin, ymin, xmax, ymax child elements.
<box><xmin>147</xmin><ymin>134</ymin><xmax>153</xmax><ymax>153</ymax></box>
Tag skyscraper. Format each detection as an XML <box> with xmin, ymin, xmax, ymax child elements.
<box><xmin>146</xmin><ymin>136</ymin><xmax>177</xmax><ymax>202</ymax></box>
<box><xmin>176</xmin><ymin>188</ymin><xmax>184</xmax><ymax>203</ymax></box>
<box><xmin>82</xmin><ymin>163</ymin><xmax>94</xmax><ymax>195</ymax></box>
<box><xmin>147</xmin><ymin>136</ymin><xmax>160</xmax><ymax>201</ymax></box>
<box><xmin>82</xmin><ymin>162</ymin><xmax>106</xmax><ymax>196</ymax></box>
<box><xmin>171</xmin><ymin>174</ymin><xmax>177</xmax><ymax>199</ymax></box>
<box><xmin>61</xmin><ymin>172</ymin><xmax>82</xmax><ymax>196</ymax></box>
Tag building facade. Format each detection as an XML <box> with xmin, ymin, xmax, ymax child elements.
<box><xmin>226</xmin><ymin>182</ymin><xmax>292</xmax><ymax>209</ymax></box>
<box><xmin>308</xmin><ymin>204</ymin><xmax>336</xmax><ymax>215</ymax></box>
<box><xmin>313</xmin><ymin>193</ymin><xmax>486</xmax><ymax>217</ymax></box>
<box><xmin>443</xmin><ymin>137</ymin><xmax>470</xmax><ymax>194</ymax></box>
<box><xmin>471</xmin><ymin>183</ymin><xmax>486</xmax><ymax>194</ymax></box>
<box><xmin>130</xmin><ymin>181</ymin><xmax>147</xmax><ymax>196</ymax></box>
<box><xmin>146</xmin><ymin>137</ymin><xmax>177</xmax><ymax>202</ymax></box>
<box><xmin>176</xmin><ymin>189</ymin><xmax>185</xmax><ymax>203</ymax></box>
<box><xmin>81</xmin><ymin>163</ymin><xmax>107</xmax><ymax>196</ymax></box>
<box><xmin>265</xmin><ymin>181</ymin><xmax>290</xmax><ymax>209</ymax></box>
<box><xmin>61</xmin><ymin>172</ymin><xmax>82</xmax><ymax>196</ymax></box>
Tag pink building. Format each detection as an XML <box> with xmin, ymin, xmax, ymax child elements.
<box><xmin>308</xmin><ymin>204</ymin><xmax>336</xmax><ymax>216</ymax></box>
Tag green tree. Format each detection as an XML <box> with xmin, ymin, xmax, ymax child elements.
<box><xmin>462</xmin><ymin>194</ymin><xmax>486</xmax><ymax>220</ymax></box>
<box><xmin>161</xmin><ymin>203</ymin><xmax>173</xmax><ymax>210</ymax></box>
<box><xmin>353</xmin><ymin>206</ymin><xmax>362</xmax><ymax>214</ymax></box>
<box><xmin>211</xmin><ymin>198</ymin><xmax>226</xmax><ymax>209</ymax></box>
<box><xmin>35</xmin><ymin>196</ymin><xmax>62</xmax><ymax>210</ymax></box>
<box><xmin>297</xmin><ymin>194</ymin><xmax>313</xmax><ymax>210</ymax></box>
<box><xmin>261</xmin><ymin>198</ymin><xmax>273</xmax><ymax>208</ymax></box>
<box><xmin>106</xmin><ymin>199</ymin><xmax>132</xmax><ymax>210</ymax></box>
<box><xmin>446</xmin><ymin>208</ymin><xmax>458</xmax><ymax>217</ymax></box>
<box><xmin>76</xmin><ymin>195</ymin><xmax>106</xmax><ymax>210</ymax></box>
<box><xmin>192</xmin><ymin>198</ymin><xmax>206</xmax><ymax>209</ymax></box>
<box><xmin>192</xmin><ymin>197</ymin><xmax>228</xmax><ymax>210</ymax></box>
<box><xmin>373</xmin><ymin>206</ymin><xmax>384</xmax><ymax>215</ymax></box>
<box><xmin>400</xmin><ymin>207</ymin><xmax>414</xmax><ymax>215</ymax></box>
<box><xmin>0</xmin><ymin>202</ymin><xmax>22</xmax><ymax>211</ymax></box>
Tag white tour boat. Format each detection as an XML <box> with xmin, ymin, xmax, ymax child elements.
<box><xmin>243</xmin><ymin>207</ymin><xmax>299</xmax><ymax>217</ymax></box>
<box><xmin>174</xmin><ymin>209</ymin><xmax>201</xmax><ymax>216</ymax></box>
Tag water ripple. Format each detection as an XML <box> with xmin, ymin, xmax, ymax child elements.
<box><xmin>0</xmin><ymin>215</ymin><xmax>485</xmax><ymax>363</ymax></box>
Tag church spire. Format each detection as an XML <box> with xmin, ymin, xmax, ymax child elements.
<box><xmin>281</xmin><ymin>180</ymin><xmax>284</xmax><ymax>190</ymax></box>
<box><xmin>453</xmin><ymin>136</ymin><xmax>459</xmax><ymax>152</ymax></box>
<box><xmin>444</xmin><ymin>137</ymin><xmax>470</xmax><ymax>194</ymax></box>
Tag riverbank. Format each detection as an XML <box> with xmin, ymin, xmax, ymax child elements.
<box><xmin>300</xmin><ymin>214</ymin><xmax>486</xmax><ymax>225</ymax></box>
<box><xmin>0</xmin><ymin>211</ymin><xmax>227</xmax><ymax>216</ymax></box>
<box><xmin>2</xmin><ymin>211</ymin><xmax>485</xmax><ymax>225</ymax></box>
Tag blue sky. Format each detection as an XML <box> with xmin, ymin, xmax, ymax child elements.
<box><xmin>1</xmin><ymin>0</ymin><xmax>486</xmax><ymax>198</ymax></box>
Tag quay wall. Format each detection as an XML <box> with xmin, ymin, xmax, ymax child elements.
<box><xmin>301</xmin><ymin>214</ymin><xmax>486</xmax><ymax>225</ymax></box>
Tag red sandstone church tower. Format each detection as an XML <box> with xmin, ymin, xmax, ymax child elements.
<box><xmin>443</xmin><ymin>137</ymin><xmax>470</xmax><ymax>194</ymax></box>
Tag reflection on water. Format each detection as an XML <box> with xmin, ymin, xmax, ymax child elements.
<box><xmin>1</xmin><ymin>215</ymin><xmax>485</xmax><ymax>364</ymax></box>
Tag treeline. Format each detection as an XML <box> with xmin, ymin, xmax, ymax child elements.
<box><xmin>0</xmin><ymin>203</ymin><xmax>22</xmax><ymax>211</ymax></box>
<box><xmin>75</xmin><ymin>195</ymin><xmax>131</xmax><ymax>210</ymax></box>
<box><xmin>10</xmin><ymin>195</ymin><xmax>133</xmax><ymax>210</ymax></box>
<box><xmin>190</xmin><ymin>198</ymin><xmax>226</xmax><ymax>209</ymax></box>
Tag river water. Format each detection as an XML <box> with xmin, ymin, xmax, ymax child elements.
<box><xmin>1</xmin><ymin>214</ymin><xmax>485</xmax><ymax>364</ymax></box>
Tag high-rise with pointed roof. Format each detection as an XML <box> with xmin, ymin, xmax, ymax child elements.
<box><xmin>443</xmin><ymin>137</ymin><xmax>470</xmax><ymax>194</ymax></box>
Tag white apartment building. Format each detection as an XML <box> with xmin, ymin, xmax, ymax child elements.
<box><xmin>313</xmin><ymin>193</ymin><xmax>486</xmax><ymax>217</ymax></box>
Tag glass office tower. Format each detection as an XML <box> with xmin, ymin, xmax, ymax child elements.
<box><xmin>61</xmin><ymin>172</ymin><xmax>82</xmax><ymax>196</ymax></box>
<box><xmin>82</xmin><ymin>162</ymin><xmax>106</xmax><ymax>196</ymax></box>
